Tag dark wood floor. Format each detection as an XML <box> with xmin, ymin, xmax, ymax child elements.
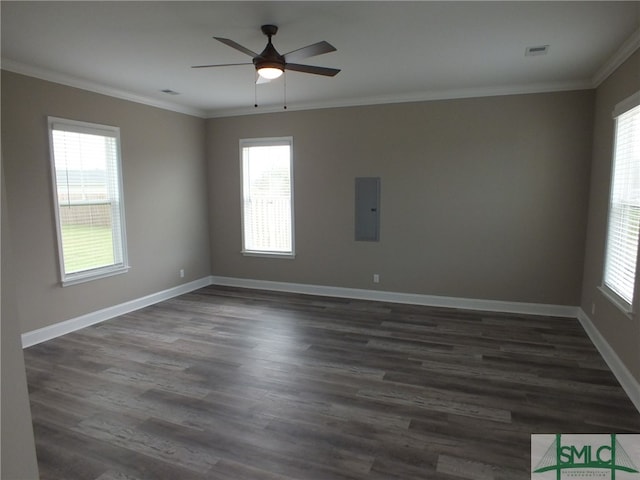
<box><xmin>24</xmin><ymin>286</ymin><xmax>640</xmax><ymax>480</ymax></box>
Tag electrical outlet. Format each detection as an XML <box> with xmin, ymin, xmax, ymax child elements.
<box><xmin>179</xmin><ymin>269</ymin><xmax>185</xmax><ymax>278</ymax></box>
<box><xmin>373</xmin><ymin>273</ymin><xmax>380</xmax><ymax>283</ymax></box>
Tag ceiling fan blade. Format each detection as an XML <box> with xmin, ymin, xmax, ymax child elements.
<box><xmin>256</xmin><ymin>75</ymin><xmax>271</xmax><ymax>85</ymax></box>
<box><xmin>285</xmin><ymin>63</ymin><xmax>341</xmax><ymax>77</ymax></box>
<box><xmin>284</xmin><ymin>41</ymin><xmax>336</xmax><ymax>63</ymax></box>
<box><xmin>213</xmin><ymin>37</ymin><xmax>258</xmax><ymax>58</ymax></box>
<box><xmin>191</xmin><ymin>62</ymin><xmax>252</xmax><ymax>68</ymax></box>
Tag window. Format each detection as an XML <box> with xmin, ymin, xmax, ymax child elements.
<box><xmin>602</xmin><ymin>92</ymin><xmax>640</xmax><ymax>313</ymax></box>
<box><xmin>240</xmin><ymin>137</ymin><xmax>294</xmax><ymax>257</ymax></box>
<box><xmin>48</xmin><ymin>117</ymin><xmax>128</xmax><ymax>285</ymax></box>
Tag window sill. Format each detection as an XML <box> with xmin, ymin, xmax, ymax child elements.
<box><xmin>61</xmin><ymin>265</ymin><xmax>131</xmax><ymax>287</ymax></box>
<box><xmin>597</xmin><ymin>286</ymin><xmax>635</xmax><ymax>320</ymax></box>
<box><xmin>241</xmin><ymin>251</ymin><xmax>295</xmax><ymax>259</ymax></box>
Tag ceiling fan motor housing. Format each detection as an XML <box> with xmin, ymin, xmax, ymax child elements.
<box><xmin>254</xmin><ymin>25</ymin><xmax>285</xmax><ymax>71</ymax></box>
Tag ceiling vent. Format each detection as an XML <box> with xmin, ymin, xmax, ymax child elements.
<box><xmin>525</xmin><ymin>45</ymin><xmax>549</xmax><ymax>56</ymax></box>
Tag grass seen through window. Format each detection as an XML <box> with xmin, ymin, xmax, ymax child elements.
<box><xmin>61</xmin><ymin>224</ymin><xmax>114</xmax><ymax>273</ymax></box>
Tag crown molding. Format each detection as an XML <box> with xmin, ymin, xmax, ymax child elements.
<box><xmin>1</xmin><ymin>58</ymin><xmax>208</xmax><ymax>118</ymax></box>
<box><xmin>5</xmin><ymin>24</ymin><xmax>636</xmax><ymax>122</ymax></box>
<box><xmin>591</xmin><ymin>27</ymin><xmax>640</xmax><ymax>88</ymax></box>
<box><xmin>204</xmin><ymin>79</ymin><xmax>593</xmax><ymax>118</ymax></box>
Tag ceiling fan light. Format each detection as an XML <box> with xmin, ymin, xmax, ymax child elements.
<box><xmin>258</xmin><ymin>67</ymin><xmax>283</xmax><ymax>79</ymax></box>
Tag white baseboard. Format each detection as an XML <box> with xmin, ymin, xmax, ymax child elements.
<box><xmin>576</xmin><ymin>309</ymin><xmax>640</xmax><ymax>413</ymax></box>
<box><xmin>23</xmin><ymin>275</ymin><xmax>578</xmax><ymax>349</ymax></box>
<box><xmin>21</xmin><ymin>274</ymin><xmax>639</xmax><ymax>413</ymax></box>
<box><xmin>21</xmin><ymin>277</ymin><xmax>212</xmax><ymax>348</ymax></box>
<box><xmin>213</xmin><ymin>276</ymin><xmax>640</xmax><ymax>413</ymax></box>
<box><xmin>209</xmin><ymin>275</ymin><xmax>579</xmax><ymax>318</ymax></box>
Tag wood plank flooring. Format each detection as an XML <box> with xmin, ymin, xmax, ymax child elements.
<box><xmin>24</xmin><ymin>286</ymin><xmax>640</xmax><ymax>480</ymax></box>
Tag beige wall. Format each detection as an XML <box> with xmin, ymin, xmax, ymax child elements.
<box><xmin>207</xmin><ymin>91</ymin><xmax>594</xmax><ymax>306</ymax></box>
<box><xmin>1</xmin><ymin>168</ymin><xmax>40</xmax><ymax>479</ymax></box>
<box><xmin>1</xmin><ymin>71</ymin><xmax>211</xmax><ymax>333</ymax></box>
<box><xmin>581</xmin><ymin>49</ymin><xmax>640</xmax><ymax>384</ymax></box>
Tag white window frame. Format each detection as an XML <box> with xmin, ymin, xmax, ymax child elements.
<box><xmin>240</xmin><ymin>137</ymin><xmax>295</xmax><ymax>258</ymax></box>
<box><xmin>48</xmin><ymin>117</ymin><xmax>129</xmax><ymax>286</ymax></box>
<box><xmin>600</xmin><ymin>91</ymin><xmax>640</xmax><ymax>317</ymax></box>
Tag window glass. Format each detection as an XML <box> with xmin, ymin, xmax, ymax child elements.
<box><xmin>603</xmin><ymin>97</ymin><xmax>640</xmax><ymax>312</ymax></box>
<box><xmin>49</xmin><ymin>118</ymin><xmax>128</xmax><ymax>285</ymax></box>
<box><xmin>240</xmin><ymin>138</ymin><xmax>294</xmax><ymax>256</ymax></box>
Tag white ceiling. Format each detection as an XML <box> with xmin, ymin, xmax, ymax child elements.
<box><xmin>2</xmin><ymin>1</ymin><xmax>639</xmax><ymax>118</ymax></box>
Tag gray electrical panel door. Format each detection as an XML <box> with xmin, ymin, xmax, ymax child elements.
<box><xmin>355</xmin><ymin>177</ymin><xmax>380</xmax><ymax>241</ymax></box>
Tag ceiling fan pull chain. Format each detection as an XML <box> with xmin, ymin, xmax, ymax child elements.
<box><xmin>283</xmin><ymin>71</ymin><xmax>287</xmax><ymax>110</ymax></box>
<box><xmin>254</xmin><ymin>72</ymin><xmax>258</xmax><ymax>108</ymax></box>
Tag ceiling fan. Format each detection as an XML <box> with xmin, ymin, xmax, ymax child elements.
<box><xmin>192</xmin><ymin>24</ymin><xmax>340</xmax><ymax>83</ymax></box>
